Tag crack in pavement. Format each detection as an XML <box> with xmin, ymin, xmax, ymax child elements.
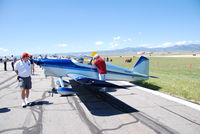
<box><xmin>0</xmin><ymin>91</ymin><xmax>50</xmax><ymax>134</ymax></box>
<box><xmin>71</xmin><ymin>96</ymin><xmax>103</xmax><ymax>134</ymax></box>
<box><xmin>0</xmin><ymin>75</ymin><xmax>52</xmax><ymax>134</ymax></box>
<box><xmin>86</xmin><ymin>86</ymin><xmax>180</xmax><ymax>134</ymax></box>
<box><xmin>0</xmin><ymin>79</ymin><xmax>18</xmax><ymax>91</ymax></box>
<box><xmin>0</xmin><ymin>74</ymin><xmax>16</xmax><ymax>85</ymax></box>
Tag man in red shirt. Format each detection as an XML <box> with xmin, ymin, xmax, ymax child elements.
<box><xmin>93</xmin><ymin>54</ymin><xmax>107</xmax><ymax>81</ymax></box>
<box><xmin>93</xmin><ymin>54</ymin><xmax>107</xmax><ymax>92</ymax></box>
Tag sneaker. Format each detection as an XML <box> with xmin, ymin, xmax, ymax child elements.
<box><xmin>22</xmin><ymin>100</ymin><xmax>26</xmax><ymax>108</ymax></box>
<box><xmin>25</xmin><ymin>98</ymin><xmax>30</xmax><ymax>105</ymax></box>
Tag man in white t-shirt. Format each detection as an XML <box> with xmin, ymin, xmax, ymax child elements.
<box><xmin>14</xmin><ymin>52</ymin><xmax>32</xmax><ymax>108</ymax></box>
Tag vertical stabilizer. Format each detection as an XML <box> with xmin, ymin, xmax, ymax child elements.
<box><xmin>132</xmin><ymin>56</ymin><xmax>149</xmax><ymax>76</ymax></box>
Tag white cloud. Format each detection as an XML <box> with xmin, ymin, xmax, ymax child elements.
<box><xmin>0</xmin><ymin>48</ymin><xmax>8</xmax><ymax>52</ymax></box>
<box><xmin>95</xmin><ymin>41</ymin><xmax>104</xmax><ymax>45</ymax></box>
<box><xmin>111</xmin><ymin>36</ymin><xmax>120</xmax><ymax>48</ymax></box>
<box><xmin>127</xmin><ymin>38</ymin><xmax>132</xmax><ymax>41</ymax></box>
<box><xmin>110</xmin><ymin>42</ymin><xmax>118</xmax><ymax>48</ymax></box>
<box><xmin>57</xmin><ymin>44</ymin><xmax>68</xmax><ymax>47</ymax></box>
<box><xmin>195</xmin><ymin>40</ymin><xmax>200</xmax><ymax>43</ymax></box>
<box><xmin>152</xmin><ymin>42</ymin><xmax>174</xmax><ymax>48</ymax></box>
<box><xmin>139</xmin><ymin>44</ymin><xmax>150</xmax><ymax>47</ymax></box>
<box><xmin>140</xmin><ymin>40</ymin><xmax>200</xmax><ymax>48</ymax></box>
<box><xmin>123</xmin><ymin>38</ymin><xmax>132</xmax><ymax>42</ymax></box>
<box><xmin>113</xmin><ymin>36</ymin><xmax>120</xmax><ymax>40</ymax></box>
<box><xmin>175</xmin><ymin>40</ymin><xmax>199</xmax><ymax>45</ymax></box>
<box><xmin>175</xmin><ymin>41</ymin><xmax>187</xmax><ymax>45</ymax></box>
<box><xmin>138</xmin><ymin>32</ymin><xmax>142</xmax><ymax>35</ymax></box>
<box><xmin>153</xmin><ymin>40</ymin><xmax>200</xmax><ymax>48</ymax></box>
<box><xmin>162</xmin><ymin>42</ymin><xmax>173</xmax><ymax>47</ymax></box>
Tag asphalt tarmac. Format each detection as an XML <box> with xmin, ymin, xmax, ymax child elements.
<box><xmin>0</xmin><ymin>62</ymin><xmax>200</xmax><ymax>134</ymax></box>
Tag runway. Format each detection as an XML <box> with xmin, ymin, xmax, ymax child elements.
<box><xmin>0</xmin><ymin>63</ymin><xmax>200</xmax><ymax>134</ymax></box>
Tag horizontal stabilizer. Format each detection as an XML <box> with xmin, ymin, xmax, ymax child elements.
<box><xmin>149</xmin><ymin>76</ymin><xmax>158</xmax><ymax>78</ymax></box>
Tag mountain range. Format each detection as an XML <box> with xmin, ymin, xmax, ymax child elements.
<box><xmin>58</xmin><ymin>44</ymin><xmax>200</xmax><ymax>56</ymax></box>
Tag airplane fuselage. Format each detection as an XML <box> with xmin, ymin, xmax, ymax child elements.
<box><xmin>34</xmin><ymin>58</ymin><xmax>148</xmax><ymax>81</ymax></box>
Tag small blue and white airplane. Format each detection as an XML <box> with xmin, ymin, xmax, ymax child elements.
<box><xmin>34</xmin><ymin>55</ymin><xmax>155</xmax><ymax>95</ymax></box>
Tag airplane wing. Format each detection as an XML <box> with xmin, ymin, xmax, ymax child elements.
<box><xmin>67</xmin><ymin>73</ymin><xmax>123</xmax><ymax>88</ymax></box>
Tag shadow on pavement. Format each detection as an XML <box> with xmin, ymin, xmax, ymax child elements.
<box><xmin>70</xmin><ymin>80</ymin><xmax>139</xmax><ymax>116</ymax></box>
<box><xmin>131</xmin><ymin>81</ymin><xmax>161</xmax><ymax>91</ymax></box>
<box><xmin>0</xmin><ymin>108</ymin><xmax>11</xmax><ymax>113</ymax></box>
<box><xmin>28</xmin><ymin>101</ymin><xmax>53</xmax><ymax>107</ymax></box>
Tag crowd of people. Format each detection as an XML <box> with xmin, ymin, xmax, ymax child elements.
<box><xmin>1</xmin><ymin>55</ymin><xmax>17</xmax><ymax>71</ymax></box>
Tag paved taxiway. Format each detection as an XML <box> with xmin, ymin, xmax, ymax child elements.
<box><xmin>0</xmin><ymin>63</ymin><xmax>200</xmax><ymax>134</ymax></box>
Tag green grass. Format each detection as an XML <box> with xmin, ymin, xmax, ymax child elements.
<box><xmin>105</xmin><ymin>56</ymin><xmax>200</xmax><ymax>103</ymax></box>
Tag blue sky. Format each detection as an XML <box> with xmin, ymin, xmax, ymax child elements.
<box><xmin>0</xmin><ymin>0</ymin><xmax>200</xmax><ymax>56</ymax></box>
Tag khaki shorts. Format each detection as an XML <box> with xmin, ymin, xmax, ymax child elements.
<box><xmin>18</xmin><ymin>76</ymin><xmax>32</xmax><ymax>90</ymax></box>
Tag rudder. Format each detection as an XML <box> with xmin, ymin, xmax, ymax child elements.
<box><xmin>132</xmin><ymin>56</ymin><xmax>149</xmax><ymax>76</ymax></box>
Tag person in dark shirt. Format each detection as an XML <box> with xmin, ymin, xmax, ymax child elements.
<box><xmin>29</xmin><ymin>55</ymin><xmax>34</xmax><ymax>75</ymax></box>
<box><xmin>10</xmin><ymin>55</ymin><xmax>15</xmax><ymax>71</ymax></box>
<box><xmin>3</xmin><ymin>56</ymin><xmax>8</xmax><ymax>71</ymax></box>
